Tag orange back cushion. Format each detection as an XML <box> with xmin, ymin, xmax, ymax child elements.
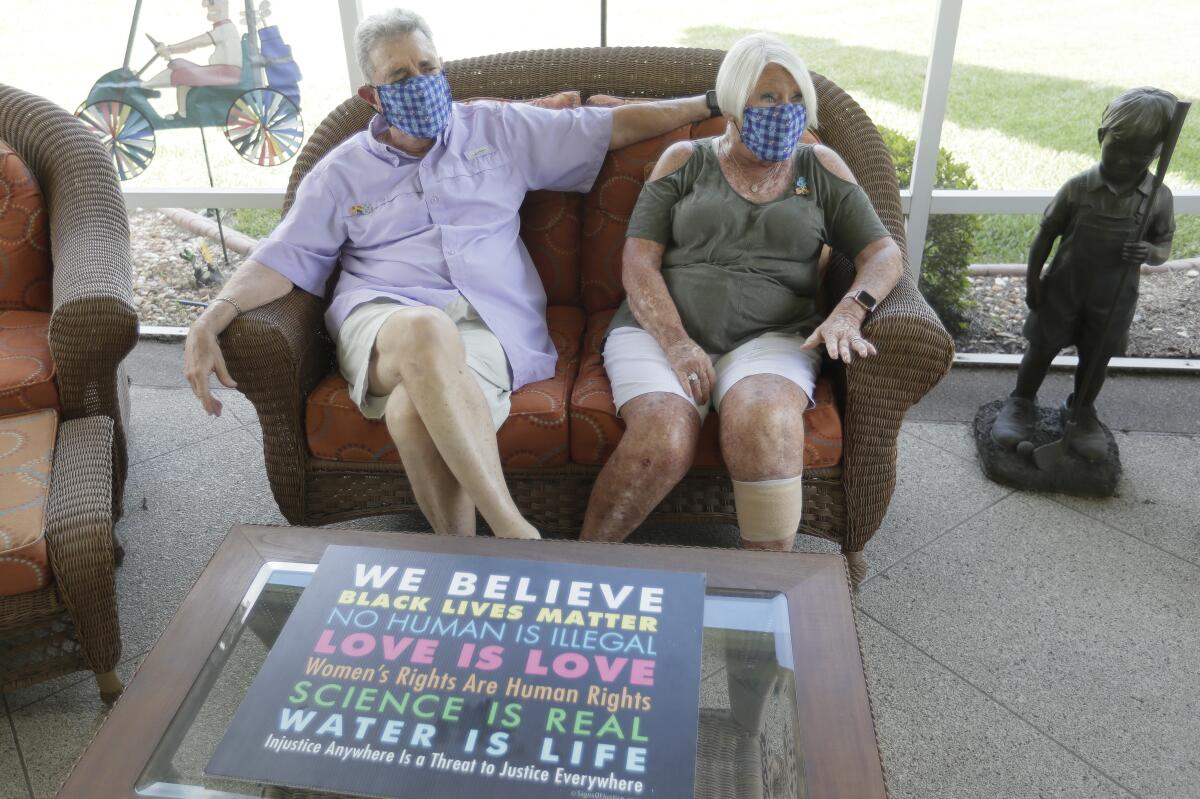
<box><xmin>0</xmin><ymin>139</ymin><xmax>51</xmax><ymax>311</ymax></box>
<box><xmin>465</xmin><ymin>91</ymin><xmax>584</xmax><ymax>307</ymax></box>
<box><xmin>580</xmin><ymin>96</ymin><xmax>823</xmax><ymax>313</ymax></box>
<box><xmin>580</xmin><ymin>116</ymin><xmax>725</xmax><ymax>313</ymax></box>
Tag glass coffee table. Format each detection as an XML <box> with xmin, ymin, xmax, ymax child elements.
<box><xmin>59</xmin><ymin>525</ymin><xmax>884</xmax><ymax>799</ymax></box>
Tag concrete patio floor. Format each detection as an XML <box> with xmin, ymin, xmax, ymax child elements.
<box><xmin>2</xmin><ymin>340</ymin><xmax>1198</xmax><ymax>799</ymax></box>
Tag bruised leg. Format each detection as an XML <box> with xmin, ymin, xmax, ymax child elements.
<box><xmin>370</xmin><ymin>307</ymin><xmax>537</xmax><ymax>540</ymax></box>
<box><xmin>718</xmin><ymin>375</ymin><xmax>807</xmax><ymax>551</ymax></box>
<box><xmin>383</xmin><ymin>384</ymin><xmax>475</xmax><ymax>536</ymax></box>
<box><xmin>581</xmin><ymin>393</ymin><xmax>701</xmax><ymax>543</ymax></box>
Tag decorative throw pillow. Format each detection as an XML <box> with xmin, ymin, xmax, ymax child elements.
<box><xmin>0</xmin><ymin>139</ymin><xmax>51</xmax><ymax>311</ymax></box>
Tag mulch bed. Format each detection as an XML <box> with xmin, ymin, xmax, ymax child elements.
<box><xmin>958</xmin><ymin>270</ymin><xmax>1199</xmax><ymax>357</ymax></box>
<box><xmin>131</xmin><ymin>210</ymin><xmax>1200</xmax><ymax>358</ymax></box>
<box><xmin>131</xmin><ymin>210</ymin><xmax>247</xmax><ymax>328</ymax></box>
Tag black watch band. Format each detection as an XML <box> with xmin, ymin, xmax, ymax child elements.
<box><xmin>705</xmin><ymin>89</ymin><xmax>721</xmax><ymax>118</ymax></box>
<box><xmin>848</xmin><ymin>289</ymin><xmax>879</xmax><ymax>313</ymax></box>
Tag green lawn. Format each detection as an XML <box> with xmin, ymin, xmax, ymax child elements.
<box><xmin>231</xmin><ymin>208</ymin><xmax>283</xmax><ymax>241</ymax></box>
<box><xmin>682</xmin><ymin>25</ymin><xmax>1198</xmax><ymax>187</ymax></box>
<box><xmin>976</xmin><ymin>215</ymin><xmax>1200</xmax><ymax>264</ymax></box>
<box><xmin>682</xmin><ymin>24</ymin><xmax>1198</xmax><ymax>260</ymax></box>
<box><xmin>227</xmin><ymin>17</ymin><xmax>1199</xmax><ymax>263</ymax></box>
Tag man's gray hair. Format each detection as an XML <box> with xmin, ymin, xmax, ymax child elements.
<box><xmin>715</xmin><ymin>33</ymin><xmax>818</xmax><ymax>128</ymax></box>
<box><xmin>354</xmin><ymin>8</ymin><xmax>434</xmax><ymax>83</ymax></box>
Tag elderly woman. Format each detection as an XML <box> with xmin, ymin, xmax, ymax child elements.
<box><xmin>580</xmin><ymin>33</ymin><xmax>903</xmax><ymax>550</ymax></box>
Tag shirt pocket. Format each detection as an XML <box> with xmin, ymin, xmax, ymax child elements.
<box><xmin>444</xmin><ymin>148</ymin><xmax>513</xmax><ymax>179</ymax></box>
<box><xmin>441</xmin><ymin>150</ymin><xmax>523</xmax><ymax>221</ymax></box>
<box><xmin>341</xmin><ymin>182</ymin><xmax>431</xmax><ymax>249</ymax></box>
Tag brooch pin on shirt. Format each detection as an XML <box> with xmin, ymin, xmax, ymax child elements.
<box><xmin>794</xmin><ymin>176</ymin><xmax>810</xmax><ymax>196</ymax></box>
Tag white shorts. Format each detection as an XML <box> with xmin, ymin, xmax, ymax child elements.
<box><xmin>603</xmin><ymin>326</ymin><xmax>821</xmax><ymax>422</ymax></box>
<box><xmin>336</xmin><ymin>296</ymin><xmax>513</xmax><ymax>430</ymax></box>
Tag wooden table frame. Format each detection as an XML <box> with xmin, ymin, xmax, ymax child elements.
<box><xmin>59</xmin><ymin>524</ymin><xmax>886</xmax><ymax>798</ymax></box>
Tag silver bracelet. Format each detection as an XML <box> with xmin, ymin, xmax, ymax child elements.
<box><xmin>212</xmin><ymin>296</ymin><xmax>243</xmax><ymax>316</ymax></box>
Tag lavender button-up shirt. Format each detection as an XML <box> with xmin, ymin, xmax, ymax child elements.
<box><xmin>251</xmin><ymin>102</ymin><xmax>613</xmax><ymax>389</ymax></box>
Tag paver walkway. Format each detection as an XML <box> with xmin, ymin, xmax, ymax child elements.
<box><xmin>2</xmin><ymin>342</ymin><xmax>1197</xmax><ymax>799</ymax></box>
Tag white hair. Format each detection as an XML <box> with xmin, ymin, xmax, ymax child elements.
<box><xmin>354</xmin><ymin>8</ymin><xmax>435</xmax><ymax>83</ymax></box>
<box><xmin>715</xmin><ymin>33</ymin><xmax>818</xmax><ymax>128</ymax></box>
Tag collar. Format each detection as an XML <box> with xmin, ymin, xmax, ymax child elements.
<box><xmin>1086</xmin><ymin>164</ymin><xmax>1154</xmax><ymax>196</ymax></box>
<box><xmin>212</xmin><ymin>18</ymin><xmax>233</xmax><ymax>29</ymax></box>
<box><xmin>364</xmin><ymin>108</ymin><xmax>456</xmax><ymax>166</ymax></box>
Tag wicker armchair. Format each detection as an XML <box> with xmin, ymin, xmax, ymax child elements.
<box><xmin>222</xmin><ymin>48</ymin><xmax>953</xmax><ymax>581</ymax></box>
<box><xmin>0</xmin><ymin>84</ymin><xmax>136</xmax><ymax>512</ymax></box>
<box><xmin>0</xmin><ymin>84</ymin><xmax>135</xmax><ymax>702</ymax></box>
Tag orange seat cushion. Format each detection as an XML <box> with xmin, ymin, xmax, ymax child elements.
<box><xmin>307</xmin><ymin>306</ymin><xmax>585</xmax><ymax>469</ymax></box>
<box><xmin>461</xmin><ymin>91</ymin><xmax>583</xmax><ymax>308</ymax></box>
<box><xmin>570</xmin><ymin>310</ymin><xmax>843</xmax><ymax>469</ymax></box>
<box><xmin>0</xmin><ymin>139</ymin><xmax>52</xmax><ymax>312</ymax></box>
<box><xmin>0</xmin><ymin>408</ymin><xmax>56</xmax><ymax>596</ymax></box>
<box><xmin>0</xmin><ymin>310</ymin><xmax>58</xmax><ymax>414</ymax></box>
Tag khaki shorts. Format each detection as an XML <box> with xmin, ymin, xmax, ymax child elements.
<box><xmin>603</xmin><ymin>326</ymin><xmax>820</xmax><ymax>421</ymax></box>
<box><xmin>336</xmin><ymin>296</ymin><xmax>512</xmax><ymax>430</ymax></box>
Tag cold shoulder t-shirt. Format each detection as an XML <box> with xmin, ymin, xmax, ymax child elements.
<box><xmin>608</xmin><ymin>139</ymin><xmax>890</xmax><ymax>354</ymax></box>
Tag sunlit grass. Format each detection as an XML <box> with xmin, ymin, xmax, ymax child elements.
<box><xmin>683</xmin><ymin>24</ymin><xmax>1198</xmax><ymax>259</ymax></box>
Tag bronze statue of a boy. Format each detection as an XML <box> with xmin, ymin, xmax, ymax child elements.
<box><xmin>991</xmin><ymin>87</ymin><xmax>1177</xmax><ymax>460</ymax></box>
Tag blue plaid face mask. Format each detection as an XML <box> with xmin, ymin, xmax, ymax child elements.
<box><xmin>739</xmin><ymin>103</ymin><xmax>807</xmax><ymax>162</ymax></box>
<box><xmin>375</xmin><ymin>72</ymin><xmax>453</xmax><ymax>139</ymax></box>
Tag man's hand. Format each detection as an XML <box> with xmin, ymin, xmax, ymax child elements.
<box><xmin>802</xmin><ymin>305</ymin><xmax>876</xmax><ymax>363</ymax></box>
<box><xmin>180</xmin><ymin>261</ymin><xmax>294</xmax><ymax>415</ymax></box>
<box><xmin>664</xmin><ymin>337</ymin><xmax>716</xmax><ymax>405</ymax></box>
<box><xmin>1122</xmin><ymin>240</ymin><xmax>1152</xmax><ymax>267</ymax></box>
<box><xmin>184</xmin><ymin>321</ymin><xmax>237</xmax><ymax>416</ymax></box>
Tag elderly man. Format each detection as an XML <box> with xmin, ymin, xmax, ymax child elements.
<box><xmin>185</xmin><ymin>8</ymin><xmax>714</xmax><ymax>540</ymax></box>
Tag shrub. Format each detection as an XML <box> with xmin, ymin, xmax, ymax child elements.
<box><xmin>878</xmin><ymin>126</ymin><xmax>979</xmax><ymax>333</ymax></box>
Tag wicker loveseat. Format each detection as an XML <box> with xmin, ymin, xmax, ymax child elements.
<box><xmin>0</xmin><ymin>84</ymin><xmax>135</xmax><ymax>702</ymax></box>
<box><xmin>222</xmin><ymin>48</ymin><xmax>954</xmax><ymax>581</ymax></box>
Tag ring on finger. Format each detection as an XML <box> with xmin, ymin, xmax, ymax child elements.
<box><xmin>687</xmin><ymin>371</ymin><xmax>700</xmax><ymax>382</ymax></box>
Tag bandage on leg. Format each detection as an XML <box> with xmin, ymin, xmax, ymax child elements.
<box><xmin>733</xmin><ymin>474</ymin><xmax>803</xmax><ymax>547</ymax></box>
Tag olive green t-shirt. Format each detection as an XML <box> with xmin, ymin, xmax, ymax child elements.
<box><xmin>608</xmin><ymin>139</ymin><xmax>890</xmax><ymax>354</ymax></box>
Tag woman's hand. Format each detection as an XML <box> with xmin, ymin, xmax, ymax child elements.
<box><xmin>664</xmin><ymin>337</ymin><xmax>716</xmax><ymax>405</ymax></box>
<box><xmin>802</xmin><ymin>304</ymin><xmax>877</xmax><ymax>363</ymax></box>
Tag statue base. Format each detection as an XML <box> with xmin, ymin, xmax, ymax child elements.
<box><xmin>973</xmin><ymin>399</ymin><xmax>1121</xmax><ymax>497</ymax></box>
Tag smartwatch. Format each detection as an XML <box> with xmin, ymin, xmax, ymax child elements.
<box><xmin>705</xmin><ymin>89</ymin><xmax>721</xmax><ymax>118</ymax></box>
<box><xmin>847</xmin><ymin>289</ymin><xmax>879</xmax><ymax>314</ymax></box>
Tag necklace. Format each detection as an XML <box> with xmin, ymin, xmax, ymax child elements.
<box><xmin>719</xmin><ymin>136</ymin><xmax>788</xmax><ymax>194</ymax></box>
